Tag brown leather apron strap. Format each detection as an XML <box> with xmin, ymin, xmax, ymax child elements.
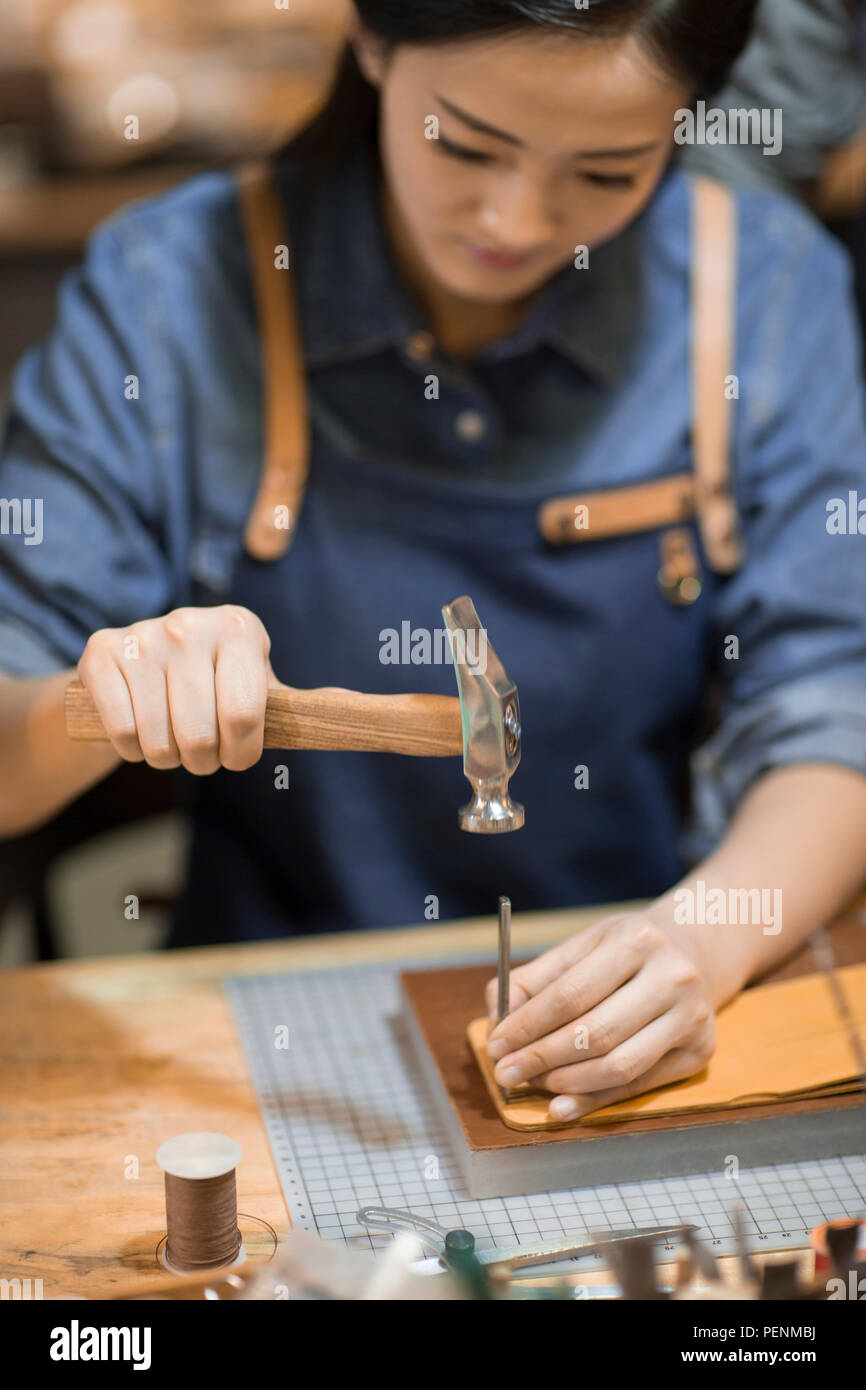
<box><xmin>690</xmin><ymin>175</ymin><xmax>742</xmax><ymax>574</ymax></box>
<box><xmin>538</xmin><ymin>176</ymin><xmax>742</xmax><ymax>571</ymax></box>
<box><xmin>236</xmin><ymin>160</ymin><xmax>309</xmax><ymax>561</ymax></box>
<box><xmin>538</xmin><ymin>473</ymin><xmax>695</xmax><ymax>545</ymax></box>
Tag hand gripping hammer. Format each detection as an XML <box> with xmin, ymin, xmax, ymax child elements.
<box><xmin>64</xmin><ymin>595</ymin><xmax>524</xmax><ymax>833</ymax></box>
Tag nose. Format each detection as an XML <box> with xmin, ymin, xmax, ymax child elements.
<box><xmin>478</xmin><ymin>171</ymin><xmax>557</xmax><ymax>250</ymax></box>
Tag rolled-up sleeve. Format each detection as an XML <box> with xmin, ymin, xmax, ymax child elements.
<box><xmin>0</xmin><ymin>215</ymin><xmax>182</xmax><ymax>677</ymax></box>
<box><xmin>689</xmin><ymin>223</ymin><xmax>866</xmax><ymax>850</ymax></box>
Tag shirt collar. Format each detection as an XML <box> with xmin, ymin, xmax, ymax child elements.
<box><xmin>478</xmin><ymin>227</ymin><xmax>643</xmax><ymax>383</ymax></box>
<box><xmin>279</xmin><ymin>136</ymin><xmax>643</xmax><ymax>385</ymax></box>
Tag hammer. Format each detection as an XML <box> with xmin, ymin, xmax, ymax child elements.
<box><xmin>64</xmin><ymin>595</ymin><xmax>524</xmax><ymax>834</ymax></box>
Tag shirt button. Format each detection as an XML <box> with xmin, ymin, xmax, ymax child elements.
<box><xmin>405</xmin><ymin>330</ymin><xmax>435</xmax><ymax>362</ymax></box>
<box><xmin>454</xmin><ymin>409</ymin><xmax>488</xmax><ymax>443</ymax></box>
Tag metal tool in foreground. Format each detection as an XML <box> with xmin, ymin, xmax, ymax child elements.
<box><xmin>63</xmin><ymin>595</ymin><xmax>523</xmax><ymax>834</ymax></box>
<box><xmin>497</xmin><ymin>895</ymin><xmax>512</xmax><ymax>1104</ymax></box>
<box><xmin>497</xmin><ymin>895</ymin><xmax>512</xmax><ymax>1025</ymax></box>
<box><xmin>357</xmin><ymin>1204</ymin><xmax>697</xmax><ymax>1279</ymax></box>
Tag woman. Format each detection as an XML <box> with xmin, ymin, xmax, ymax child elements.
<box><xmin>1</xmin><ymin>1</ymin><xmax>865</xmax><ymax>1122</ymax></box>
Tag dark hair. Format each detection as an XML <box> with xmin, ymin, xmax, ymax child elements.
<box><xmin>279</xmin><ymin>0</ymin><xmax>759</xmax><ymax>174</ymax></box>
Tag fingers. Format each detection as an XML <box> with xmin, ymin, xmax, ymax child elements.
<box><xmin>547</xmin><ymin>1028</ymin><xmax>716</xmax><ymax>1122</ymax></box>
<box><xmin>481</xmin><ymin>914</ymin><xmax>717</xmax><ymax>1123</ymax></box>
<box><xmin>484</xmin><ymin>973</ymin><xmax>533</xmax><ymax>1022</ymax></box>
<box><xmin>165</xmin><ymin>652</ymin><xmax>220</xmax><ymax>776</ymax></box>
<box><xmin>532</xmin><ymin>1007</ymin><xmax>693</xmax><ymax>1097</ymax></box>
<box><xmin>215</xmin><ymin>639</ymin><xmax>268</xmax><ymax>770</ymax></box>
<box><xmin>483</xmin><ymin>916</ymin><xmax>615</xmax><ymax>1020</ymax></box>
<box><xmin>124</xmin><ymin>662</ymin><xmax>182</xmax><ymax>769</ymax></box>
<box><xmin>487</xmin><ymin>917</ymin><xmax>655</xmax><ymax>1061</ymax></box>
<box><xmin>490</xmin><ymin>972</ymin><xmax>674</xmax><ymax>1090</ymax></box>
<box><xmin>77</xmin><ymin>634</ymin><xmax>145</xmax><ymax>763</ymax></box>
<box><xmin>77</xmin><ymin>606</ymin><xmax>272</xmax><ymax>775</ymax></box>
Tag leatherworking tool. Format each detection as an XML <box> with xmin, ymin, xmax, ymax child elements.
<box><xmin>356</xmin><ymin>1205</ymin><xmax>696</xmax><ymax>1278</ymax></box>
<box><xmin>356</xmin><ymin>1206</ymin><xmax>492</xmax><ymax>1298</ymax></box>
<box><xmin>497</xmin><ymin>895</ymin><xmax>512</xmax><ymax>1104</ymax></box>
<box><xmin>497</xmin><ymin>896</ymin><xmax>512</xmax><ymax>1025</ymax></box>
<box><xmin>63</xmin><ymin>595</ymin><xmax>523</xmax><ymax>834</ymax></box>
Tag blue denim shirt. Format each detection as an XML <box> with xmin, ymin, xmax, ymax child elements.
<box><xmin>1</xmin><ymin>139</ymin><xmax>865</xmax><ymax>939</ymax></box>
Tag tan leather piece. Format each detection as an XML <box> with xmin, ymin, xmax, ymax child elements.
<box><xmin>537</xmin><ymin>473</ymin><xmax>695</xmax><ymax>545</ymax></box>
<box><xmin>236</xmin><ymin>161</ymin><xmax>310</xmax><ymax>561</ymax></box>
<box><xmin>690</xmin><ymin>175</ymin><xmax>742</xmax><ymax>575</ymax></box>
<box><xmin>467</xmin><ymin>963</ymin><xmax>866</xmax><ymax>1132</ymax></box>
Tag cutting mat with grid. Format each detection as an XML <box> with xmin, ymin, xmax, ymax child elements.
<box><xmin>226</xmin><ymin>959</ymin><xmax>866</xmax><ymax>1263</ymax></box>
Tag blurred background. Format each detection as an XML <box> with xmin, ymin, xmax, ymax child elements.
<box><xmin>0</xmin><ymin>0</ymin><xmax>349</xmax><ymax>404</ymax></box>
<box><xmin>0</xmin><ymin>0</ymin><xmax>864</xmax><ymax>964</ymax></box>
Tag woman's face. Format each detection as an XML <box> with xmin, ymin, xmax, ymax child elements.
<box><xmin>357</xmin><ymin>27</ymin><xmax>691</xmax><ymax>305</ymax></box>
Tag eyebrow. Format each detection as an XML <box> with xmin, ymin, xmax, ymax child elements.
<box><xmin>433</xmin><ymin>94</ymin><xmax>661</xmax><ymax>159</ymax></box>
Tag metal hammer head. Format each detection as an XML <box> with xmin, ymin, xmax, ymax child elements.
<box><xmin>442</xmin><ymin>596</ymin><xmax>524</xmax><ymax>834</ymax></box>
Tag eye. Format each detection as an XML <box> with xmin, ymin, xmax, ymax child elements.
<box><xmin>581</xmin><ymin>171</ymin><xmax>637</xmax><ymax>189</ymax></box>
<box><xmin>436</xmin><ymin>135</ymin><xmax>494</xmax><ymax>164</ymax></box>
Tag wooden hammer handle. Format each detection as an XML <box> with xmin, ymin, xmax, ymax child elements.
<box><xmin>64</xmin><ymin>680</ymin><xmax>463</xmax><ymax>757</ymax></box>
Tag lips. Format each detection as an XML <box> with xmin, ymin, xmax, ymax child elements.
<box><xmin>463</xmin><ymin>241</ymin><xmax>535</xmax><ymax>271</ymax></box>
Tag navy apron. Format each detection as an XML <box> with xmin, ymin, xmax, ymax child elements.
<box><xmin>168</xmin><ymin>168</ymin><xmax>738</xmax><ymax>947</ymax></box>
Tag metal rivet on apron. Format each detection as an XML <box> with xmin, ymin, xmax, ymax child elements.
<box><xmin>657</xmin><ymin>527</ymin><xmax>703</xmax><ymax>606</ymax></box>
<box><xmin>455</xmin><ymin>409</ymin><xmax>488</xmax><ymax>443</ymax></box>
<box><xmin>406</xmin><ymin>330</ymin><xmax>435</xmax><ymax>362</ymax></box>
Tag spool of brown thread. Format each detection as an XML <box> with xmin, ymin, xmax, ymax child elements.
<box><xmin>156</xmin><ymin>1133</ymin><xmax>243</xmax><ymax>1274</ymax></box>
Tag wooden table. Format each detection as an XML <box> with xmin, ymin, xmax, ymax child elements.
<box><xmin>2</xmin><ymin>899</ymin><xmax>863</xmax><ymax>1299</ymax></box>
<box><xmin>0</xmin><ymin>902</ymin><xmax>613</xmax><ymax>1299</ymax></box>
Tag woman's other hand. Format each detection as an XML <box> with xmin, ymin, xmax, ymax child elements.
<box><xmin>483</xmin><ymin>913</ymin><xmax>716</xmax><ymax>1121</ymax></box>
